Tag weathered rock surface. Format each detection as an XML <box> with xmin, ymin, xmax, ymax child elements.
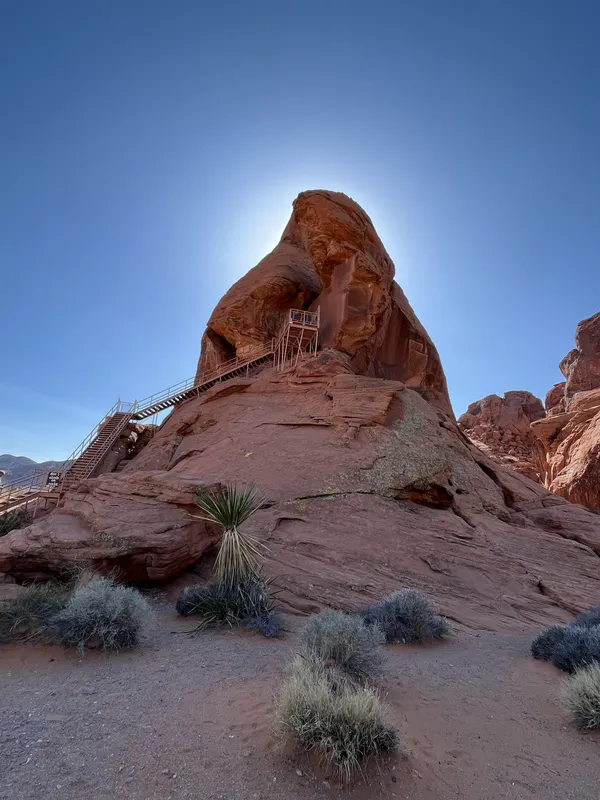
<box><xmin>533</xmin><ymin>388</ymin><xmax>600</xmax><ymax>510</ymax></box>
<box><xmin>3</xmin><ymin>194</ymin><xmax>600</xmax><ymax>632</ymax></box>
<box><xmin>196</xmin><ymin>190</ymin><xmax>450</xmax><ymax>412</ymax></box>
<box><xmin>0</xmin><ymin>472</ymin><xmax>221</xmax><ymax>583</ymax></box>
<box><xmin>532</xmin><ymin>313</ymin><xmax>600</xmax><ymax>510</ymax></box>
<box><xmin>559</xmin><ymin>312</ymin><xmax>600</xmax><ymax>399</ymax></box>
<box><xmin>458</xmin><ymin>392</ymin><xmax>545</xmax><ymax>481</ymax></box>
<box><xmin>545</xmin><ymin>382</ymin><xmax>566</xmax><ymax>415</ymax></box>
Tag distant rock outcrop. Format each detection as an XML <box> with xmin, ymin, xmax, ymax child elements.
<box><xmin>532</xmin><ymin>313</ymin><xmax>600</xmax><ymax>510</ymax></box>
<box><xmin>457</xmin><ymin>391</ymin><xmax>545</xmax><ymax>482</ymax></box>
<box><xmin>3</xmin><ymin>193</ymin><xmax>600</xmax><ymax>631</ymax></box>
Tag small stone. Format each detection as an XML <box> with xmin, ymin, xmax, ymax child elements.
<box><xmin>296</xmin><ymin>769</ymin><xmax>303</xmax><ymax>776</ymax></box>
<box><xmin>162</xmin><ymin>769</ymin><xmax>170</xmax><ymax>775</ymax></box>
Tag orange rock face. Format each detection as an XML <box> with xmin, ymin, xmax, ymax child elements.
<box><xmin>197</xmin><ymin>190</ymin><xmax>450</xmax><ymax>412</ymax></box>
<box><xmin>457</xmin><ymin>392</ymin><xmax>545</xmax><ymax>481</ymax></box>
<box><xmin>532</xmin><ymin>313</ymin><xmax>600</xmax><ymax>510</ymax></box>
<box><xmin>3</xmin><ymin>194</ymin><xmax>600</xmax><ymax>631</ymax></box>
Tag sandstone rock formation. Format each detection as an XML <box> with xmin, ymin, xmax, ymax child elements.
<box><xmin>457</xmin><ymin>392</ymin><xmax>545</xmax><ymax>481</ymax></box>
<box><xmin>532</xmin><ymin>313</ymin><xmax>600</xmax><ymax>509</ymax></box>
<box><xmin>3</xmin><ymin>193</ymin><xmax>600</xmax><ymax>632</ymax></box>
<box><xmin>196</xmin><ymin>190</ymin><xmax>450</xmax><ymax>413</ymax></box>
<box><xmin>559</xmin><ymin>312</ymin><xmax>600</xmax><ymax>399</ymax></box>
<box><xmin>545</xmin><ymin>382</ymin><xmax>566</xmax><ymax>416</ymax></box>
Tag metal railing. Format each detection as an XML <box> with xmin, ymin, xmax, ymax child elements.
<box><xmin>0</xmin><ymin>468</ymin><xmax>54</xmax><ymax>513</ymax></box>
<box><xmin>131</xmin><ymin>339</ymin><xmax>276</xmax><ymax>415</ymax></box>
<box><xmin>289</xmin><ymin>309</ymin><xmax>319</xmax><ymax>327</ymax></box>
<box><xmin>2</xmin><ymin>314</ymin><xmax>319</xmax><ymax>511</ymax></box>
<box><xmin>58</xmin><ymin>399</ymin><xmax>135</xmax><ymax>473</ymax></box>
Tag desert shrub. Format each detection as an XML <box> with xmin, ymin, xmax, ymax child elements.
<box><xmin>193</xmin><ymin>484</ymin><xmax>265</xmax><ymax>588</ymax></box>
<box><xmin>571</xmin><ymin>605</ymin><xmax>600</xmax><ymax>629</ymax></box>
<box><xmin>562</xmin><ymin>663</ymin><xmax>600</xmax><ymax>730</ymax></box>
<box><xmin>531</xmin><ymin>625</ymin><xmax>567</xmax><ymax>661</ymax></box>
<box><xmin>0</xmin><ymin>509</ymin><xmax>32</xmax><ymax>537</ymax></box>
<box><xmin>243</xmin><ymin>611</ymin><xmax>284</xmax><ymax>638</ymax></box>
<box><xmin>175</xmin><ymin>577</ymin><xmax>281</xmax><ymax>637</ymax></box>
<box><xmin>550</xmin><ymin>625</ymin><xmax>600</xmax><ymax>673</ymax></box>
<box><xmin>274</xmin><ymin>657</ymin><xmax>398</xmax><ymax>782</ymax></box>
<box><xmin>297</xmin><ymin>610</ymin><xmax>385</xmax><ymax>685</ymax></box>
<box><xmin>0</xmin><ymin>583</ymin><xmax>69</xmax><ymax>643</ymax></box>
<box><xmin>357</xmin><ymin>588</ymin><xmax>450</xmax><ymax>644</ymax></box>
<box><xmin>52</xmin><ymin>577</ymin><xmax>149</xmax><ymax>653</ymax></box>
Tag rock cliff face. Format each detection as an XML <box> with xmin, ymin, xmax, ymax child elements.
<box><xmin>197</xmin><ymin>191</ymin><xmax>450</xmax><ymax>413</ymax></box>
<box><xmin>457</xmin><ymin>392</ymin><xmax>545</xmax><ymax>481</ymax></box>
<box><xmin>2</xmin><ymin>193</ymin><xmax>600</xmax><ymax>631</ymax></box>
<box><xmin>532</xmin><ymin>313</ymin><xmax>600</xmax><ymax>509</ymax></box>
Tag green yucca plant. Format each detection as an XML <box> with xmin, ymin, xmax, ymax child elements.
<box><xmin>193</xmin><ymin>484</ymin><xmax>266</xmax><ymax>587</ymax></box>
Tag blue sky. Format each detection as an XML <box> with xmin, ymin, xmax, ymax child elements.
<box><xmin>2</xmin><ymin>1</ymin><xmax>599</xmax><ymax>461</ymax></box>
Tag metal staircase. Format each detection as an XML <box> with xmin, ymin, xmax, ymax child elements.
<box><xmin>0</xmin><ymin>309</ymin><xmax>321</xmax><ymax>516</ymax></box>
<box><xmin>59</xmin><ymin>410</ymin><xmax>133</xmax><ymax>493</ymax></box>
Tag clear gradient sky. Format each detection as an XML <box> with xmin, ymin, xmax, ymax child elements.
<box><xmin>2</xmin><ymin>1</ymin><xmax>599</xmax><ymax>461</ymax></box>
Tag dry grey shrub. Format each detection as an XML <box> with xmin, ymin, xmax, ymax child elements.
<box><xmin>52</xmin><ymin>577</ymin><xmax>149</xmax><ymax>653</ymax></box>
<box><xmin>297</xmin><ymin>610</ymin><xmax>385</xmax><ymax>685</ymax></box>
<box><xmin>357</xmin><ymin>588</ymin><xmax>450</xmax><ymax>643</ymax></box>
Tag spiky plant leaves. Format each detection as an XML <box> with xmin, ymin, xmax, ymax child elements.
<box><xmin>193</xmin><ymin>484</ymin><xmax>266</xmax><ymax>588</ymax></box>
<box><xmin>194</xmin><ymin>484</ymin><xmax>263</xmax><ymax>529</ymax></box>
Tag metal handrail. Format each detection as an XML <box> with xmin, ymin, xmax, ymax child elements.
<box><xmin>59</xmin><ymin>400</ymin><xmax>134</xmax><ymax>472</ymax></box>
<box><xmin>289</xmin><ymin>309</ymin><xmax>319</xmax><ymax>326</ymax></box>
<box><xmin>131</xmin><ymin>339</ymin><xmax>276</xmax><ymax>415</ymax></box>
<box><xmin>2</xmin><ymin>338</ymin><xmax>283</xmax><ymax>509</ymax></box>
<box><xmin>0</xmin><ymin>468</ymin><xmax>50</xmax><ymax>510</ymax></box>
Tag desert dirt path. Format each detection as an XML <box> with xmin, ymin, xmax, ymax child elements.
<box><xmin>1</xmin><ymin>603</ymin><xmax>598</xmax><ymax>800</ymax></box>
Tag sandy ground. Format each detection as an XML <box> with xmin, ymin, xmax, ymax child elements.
<box><xmin>1</xmin><ymin>603</ymin><xmax>598</xmax><ymax>800</ymax></box>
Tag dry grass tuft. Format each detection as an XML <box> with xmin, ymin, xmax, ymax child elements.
<box><xmin>274</xmin><ymin>657</ymin><xmax>399</xmax><ymax>782</ymax></box>
<box><xmin>562</xmin><ymin>664</ymin><xmax>600</xmax><ymax>730</ymax></box>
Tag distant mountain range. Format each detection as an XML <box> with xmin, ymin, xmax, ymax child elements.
<box><xmin>0</xmin><ymin>454</ymin><xmax>65</xmax><ymax>485</ymax></box>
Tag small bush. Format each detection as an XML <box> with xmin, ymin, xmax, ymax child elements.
<box><xmin>571</xmin><ymin>606</ymin><xmax>600</xmax><ymax>629</ymax></box>
<box><xmin>297</xmin><ymin>610</ymin><xmax>385</xmax><ymax>685</ymax></box>
<box><xmin>357</xmin><ymin>588</ymin><xmax>449</xmax><ymax>643</ymax></box>
<box><xmin>550</xmin><ymin>626</ymin><xmax>600</xmax><ymax>673</ymax></box>
<box><xmin>562</xmin><ymin>663</ymin><xmax>600</xmax><ymax>730</ymax></box>
<box><xmin>52</xmin><ymin>577</ymin><xmax>149</xmax><ymax>653</ymax></box>
<box><xmin>274</xmin><ymin>658</ymin><xmax>398</xmax><ymax>782</ymax></box>
<box><xmin>244</xmin><ymin>611</ymin><xmax>284</xmax><ymax>638</ymax></box>
<box><xmin>175</xmin><ymin>577</ymin><xmax>280</xmax><ymax>637</ymax></box>
<box><xmin>0</xmin><ymin>583</ymin><xmax>69</xmax><ymax>643</ymax></box>
<box><xmin>0</xmin><ymin>509</ymin><xmax>32</xmax><ymax>537</ymax></box>
<box><xmin>531</xmin><ymin>625</ymin><xmax>567</xmax><ymax>661</ymax></box>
